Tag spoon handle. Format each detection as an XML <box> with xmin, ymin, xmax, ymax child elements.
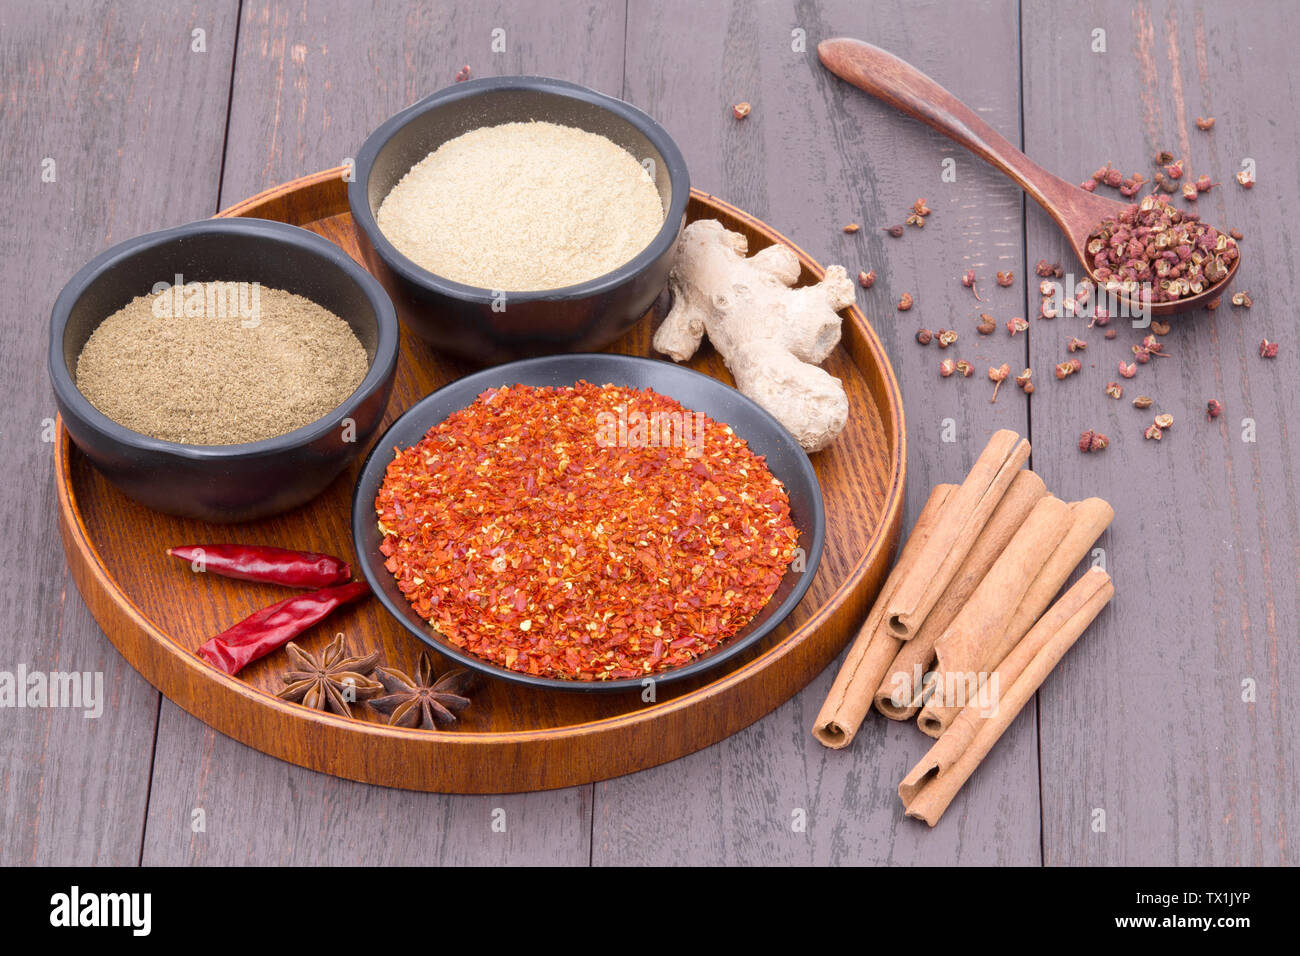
<box><xmin>817</xmin><ymin>38</ymin><xmax>1080</xmax><ymax>220</ymax></box>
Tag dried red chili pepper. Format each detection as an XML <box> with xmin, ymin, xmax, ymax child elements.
<box><xmin>167</xmin><ymin>544</ymin><xmax>351</xmax><ymax>589</ymax></box>
<box><xmin>195</xmin><ymin>581</ymin><xmax>371</xmax><ymax>675</ymax></box>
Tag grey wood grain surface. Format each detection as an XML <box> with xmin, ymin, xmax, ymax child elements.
<box><xmin>0</xmin><ymin>0</ymin><xmax>239</xmax><ymax>866</ymax></box>
<box><xmin>1022</xmin><ymin>0</ymin><xmax>1297</xmax><ymax>865</ymax></box>
<box><xmin>4</xmin><ymin>0</ymin><xmax>1295</xmax><ymax>865</ymax></box>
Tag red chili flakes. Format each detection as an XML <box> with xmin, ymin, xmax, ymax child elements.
<box><xmin>374</xmin><ymin>382</ymin><xmax>800</xmax><ymax>681</ymax></box>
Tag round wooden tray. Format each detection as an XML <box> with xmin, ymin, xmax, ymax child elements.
<box><xmin>55</xmin><ymin>168</ymin><xmax>906</xmax><ymax>792</ymax></box>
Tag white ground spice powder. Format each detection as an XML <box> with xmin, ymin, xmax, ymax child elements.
<box><xmin>75</xmin><ymin>284</ymin><xmax>369</xmax><ymax>445</ymax></box>
<box><xmin>376</xmin><ymin>121</ymin><xmax>665</xmax><ymax>291</ymax></box>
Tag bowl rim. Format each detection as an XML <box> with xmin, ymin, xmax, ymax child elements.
<box><xmin>347</xmin><ymin>74</ymin><xmax>691</xmax><ymax>302</ymax></box>
<box><xmin>351</xmin><ymin>353</ymin><xmax>827</xmax><ymax>694</ymax></box>
<box><xmin>48</xmin><ymin>217</ymin><xmax>400</xmax><ymax>461</ymax></box>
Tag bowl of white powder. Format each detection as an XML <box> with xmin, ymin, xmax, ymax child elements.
<box><xmin>349</xmin><ymin>75</ymin><xmax>689</xmax><ymax>362</ymax></box>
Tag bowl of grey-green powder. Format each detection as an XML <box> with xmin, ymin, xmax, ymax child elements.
<box><xmin>349</xmin><ymin>75</ymin><xmax>690</xmax><ymax>363</ymax></box>
<box><xmin>49</xmin><ymin>218</ymin><xmax>399</xmax><ymax>522</ymax></box>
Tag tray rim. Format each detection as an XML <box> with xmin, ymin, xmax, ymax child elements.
<box><xmin>54</xmin><ymin>169</ymin><xmax>907</xmax><ymax>790</ymax></box>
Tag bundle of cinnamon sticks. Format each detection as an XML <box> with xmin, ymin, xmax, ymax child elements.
<box><xmin>813</xmin><ymin>429</ymin><xmax>1114</xmax><ymax>826</ymax></box>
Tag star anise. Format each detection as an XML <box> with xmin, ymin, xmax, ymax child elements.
<box><xmin>277</xmin><ymin>634</ymin><xmax>383</xmax><ymax>718</ymax></box>
<box><xmin>369</xmin><ymin>651</ymin><xmax>472</xmax><ymax>729</ymax></box>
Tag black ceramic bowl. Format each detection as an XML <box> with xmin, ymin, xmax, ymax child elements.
<box><xmin>352</xmin><ymin>354</ymin><xmax>825</xmax><ymax>694</ymax></box>
<box><xmin>49</xmin><ymin>218</ymin><xmax>400</xmax><ymax>523</ymax></box>
<box><xmin>348</xmin><ymin>76</ymin><xmax>690</xmax><ymax>364</ymax></box>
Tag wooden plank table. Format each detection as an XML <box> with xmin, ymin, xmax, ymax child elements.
<box><xmin>3</xmin><ymin>0</ymin><xmax>1294</xmax><ymax>865</ymax></box>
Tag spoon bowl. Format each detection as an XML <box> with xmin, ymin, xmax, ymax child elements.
<box><xmin>818</xmin><ymin>38</ymin><xmax>1239</xmax><ymax>317</ymax></box>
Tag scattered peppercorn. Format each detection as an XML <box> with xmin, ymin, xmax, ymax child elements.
<box><xmin>1015</xmin><ymin>368</ymin><xmax>1033</xmax><ymax>390</ymax></box>
<box><xmin>1164</xmin><ymin>160</ymin><xmax>1184</xmax><ymax>179</ymax></box>
<box><xmin>1105</xmin><ymin>382</ymin><xmax>1123</xmax><ymax>399</ymax></box>
<box><xmin>961</xmin><ymin>269</ymin><xmax>983</xmax><ymax>300</ymax></box>
<box><xmin>1206</xmin><ymin>398</ymin><xmax>1223</xmax><ymax>419</ymax></box>
<box><xmin>1104</xmin><ymin>329</ymin><xmax>1117</xmax><ymax>340</ymax></box>
<box><xmin>1132</xmin><ymin>346</ymin><xmax>1150</xmax><ymax>364</ymax></box>
<box><xmin>915</xmin><ymin>328</ymin><xmax>933</xmax><ymax>345</ymax></box>
<box><xmin>1205</xmin><ymin>297</ymin><xmax>1221</xmax><ymax>310</ymax></box>
<box><xmin>1080</xmin><ymin>179</ymin><xmax>1098</xmax><ymax>192</ymax></box>
<box><xmin>1118</xmin><ymin>361</ymin><xmax>1138</xmax><ymax>379</ymax></box>
<box><xmin>937</xmin><ymin>329</ymin><xmax>958</xmax><ymax>349</ymax></box>
<box><xmin>1132</xmin><ymin>395</ymin><xmax>1154</xmax><ymax>409</ymax></box>
<box><xmin>1194</xmin><ymin>174</ymin><xmax>1215</xmax><ymax>193</ymax></box>
<box><xmin>858</xmin><ymin>269</ymin><xmax>876</xmax><ymax>288</ymax></box>
<box><xmin>455</xmin><ymin>65</ymin><xmax>471</xmax><ymax>82</ymax></box>
<box><xmin>1103</xmin><ymin>168</ymin><xmax>1123</xmax><ymax>188</ymax></box>
<box><xmin>1142</xmin><ymin>334</ymin><xmax>1169</xmax><ymax>356</ymax></box>
<box><xmin>976</xmin><ymin>313</ymin><xmax>996</xmax><ymax>335</ymax></box>
<box><xmin>1260</xmin><ymin>339</ymin><xmax>1278</xmax><ymax>359</ymax></box>
<box><xmin>1040</xmin><ymin>299</ymin><xmax>1060</xmax><ymax>319</ymax></box>
<box><xmin>1229</xmin><ymin>228</ymin><xmax>1243</xmax><ymax>241</ymax></box>
<box><xmin>1154</xmin><ymin>150</ymin><xmax>1174</xmax><ymax>166</ymax></box>
<box><xmin>1067</xmin><ymin>337</ymin><xmax>1087</xmax><ymax>353</ymax></box>
<box><xmin>1182</xmin><ymin>182</ymin><xmax>1199</xmax><ymax>201</ymax></box>
<box><xmin>1054</xmin><ymin>358</ymin><xmax>1081</xmax><ymax>380</ymax></box>
<box><xmin>988</xmin><ymin>363</ymin><xmax>1010</xmax><ymax>402</ymax></box>
<box><xmin>898</xmin><ymin>292</ymin><xmax>914</xmax><ymax>311</ymax></box>
<box><xmin>732</xmin><ymin>101</ymin><xmax>752</xmax><ymax>120</ymax></box>
<box><xmin>1154</xmin><ymin>412</ymin><xmax>1174</xmax><ymax>430</ymax></box>
<box><xmin>912</xmin><ymin>198</ymin><xmax>932</xmax><ymax>217</ymax></box>
<box><xmin>883</xmin><ymin>224</ymin><xmax>904</xmax><ymax>238</ymax></box>
<box><xmin>1236</xmin><ymin>170</ymin><xmax>1254</xmax><ymax>188</ymax></box>
<box><xmin>1078</xmin><ymin>429</ymin><xmax>1109</xmax><ymax>453</ymax></box>
<box><xmin>1231</xmin><ymin>291</ymin><xmax>1253</xmax><ymax>308</ymax></box>
<box><xmin>1007</xmin><ymin>316</ymin><xmax>1028</xmax><ymax>336</ymax></box>
<box><xmin>939</xmin><ymin>358</ymin><xmax>956</xmax><ymax>377</ymax></box>
<box><xmin>1144</xmin><ymin>423</ymin><xmax>1163</xmax><ymax>441</ymax></box>
<box><xmin>995</xmin><ymin>271</ymin><xmax>1014</xmax><ymax>287</ymax></box>
<box><xmin>955</xmin><ymin>359</ymin><xmax>974</xmax><ymax>377</ymax></box>
<box><xmin>904</xmin><ymin>213</ymin><xmax>926</xmax><ymax>229</ymax></box>
<box><xmin>1150</xmin><ymin>319</ymin><xmax>1171</xmax><ymax>335</ymax></box>
<box><xmin>1034</xmin><ymin>259</ymin><xmax>1063</xmax><ymax>278</ymax></box>
<box><xmin>1195</xmin><ymin>116</ymin><xmax>1215</xmax><ymax>131</ymax></box>
<box><xmin>843</xmin><ymin>222</ymin><xmax>861</xmax><ymax>234</ymax></box>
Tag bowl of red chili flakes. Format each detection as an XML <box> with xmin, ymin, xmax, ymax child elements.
<box><xmin>352</xmin><ymin>353</ymin><xmax>825</xmax><ymax>692</ymax></box>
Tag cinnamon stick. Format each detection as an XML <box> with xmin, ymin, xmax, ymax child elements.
<box><xmin>907</xmin><ymin>495</ymin><xmax>1070</xmax><ymax>734</ymax></box>
<box><xmin>873</xmin><ymin>470</ymin><xmax>1047</xmax><ymax>720</ymax></box>
<box><xmin>884</xmin><ymin>430</ymin><xmax>1030</xmax><ymax>640</ymax></box>
<box><xmin>899</xmin><ymin>567</ymin><xmax>1113</xmax><ymax>826</ymax></box>
<box><xmin>916</xmin><ymin>496</ymin><xmax>1113</xmax><ymax>738</ymax></box>
<box><xmin>811</xmin><ymin>483</ymin><xmax>955</xmax><ymax>749</ymax></box>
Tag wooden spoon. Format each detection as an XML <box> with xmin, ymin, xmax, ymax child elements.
<box><xmin>818</xmin><ymin>37</ymin><xmax>1238</xmax><ymax>317</ymax></box>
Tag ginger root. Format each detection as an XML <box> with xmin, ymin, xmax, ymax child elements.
<box><xmin>653</xmin><ymin>219</ymin><xmax>856</xmax><ymax>451</ymax></box>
